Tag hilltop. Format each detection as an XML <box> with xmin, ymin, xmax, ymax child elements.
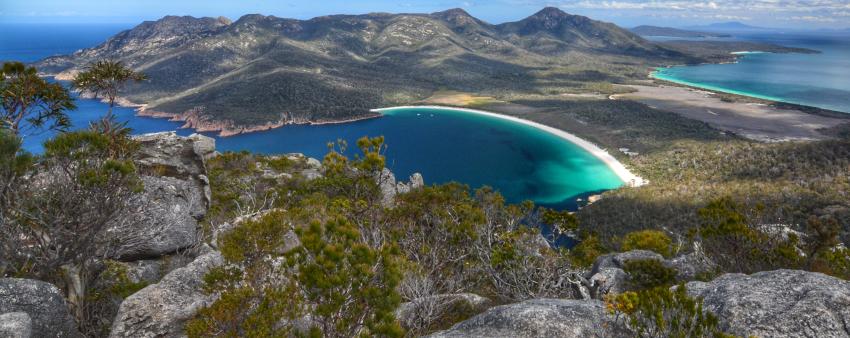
<box><xmin>36</xmin><ymin>7</ymin><xmax>697</xmax><ymax>135</ymax></box>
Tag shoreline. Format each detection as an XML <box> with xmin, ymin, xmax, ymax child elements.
<box><xmin>613</xmin><ymin>84</ymin><xmax>848</xmax><ymax>142</ymax></box>
<box><xmin>372</xmin><ymin>105</ymin><xmax>647</xmax><ymax>188</ymax></box>
<box><xmin>136</xmin><ymin>107</ymin><xmax>382</xmax><ymax>137</ymax></box>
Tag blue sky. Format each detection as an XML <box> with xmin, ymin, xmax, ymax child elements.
<box><xmin>2</xmin><ymin>0</ymin><xmax>848</xmax><ymax>29</ymax></box>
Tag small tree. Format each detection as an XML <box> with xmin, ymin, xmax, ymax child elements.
<box><xmin>72</xmin><ymin>60</ymin><xmax>146</xmax><ymax>157</ymax></box>
<box><xmin>3</xmin><ymin>130</ymin><xmax>140</xmax><ymax>328</ymax></box>
<box><xmin>293</xmin><ymin>217</ymin><xmax>404</xmax><ymax>337</ymax></box>
<box><xmin>71</xmin><ymin>60</ymin><xmax>146</xmax><ymax>117</ymax></box>
<box><xmin>0</xmin><ymin>61</ymin><xmax>76</xmax><ymax>135</ymax></box>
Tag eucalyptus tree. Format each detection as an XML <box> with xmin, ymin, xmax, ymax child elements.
<box><xmin>71</xmin><ymin>60</ymin><xmax>146</xmax><ymax>117</ymax></box>
<box><xmin>72</xmin><ymin>60</ymin><xmax>147</xmax><ymax>156</ymax></box>
<box><xmin>0</xmin><ymin>61</ymin><xmax>76</xmax><ymax>136</ymax></box>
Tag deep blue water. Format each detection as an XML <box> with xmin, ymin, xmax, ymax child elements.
<box><xmin>650</xmin><ymin>32</ymin><xmax>850</xmax><ymax>113</ymax></box>
<box><xmin>0</xmin><ymin>23</ymin><xmax>133</xmax><ymax>62</ymax></box>
<box><xmin>2</xmin><ymin>23</ymin><xmax>623</xmax><ymax>209</ymax></box>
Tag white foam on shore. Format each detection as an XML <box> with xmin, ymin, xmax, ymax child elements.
<box><xmin>371</xmin><ymin>106</ymin><xmax>647</xmax><ymax>188</ymax></box>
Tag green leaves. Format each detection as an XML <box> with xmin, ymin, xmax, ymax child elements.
<box><xmin>606</xmin><ymin>285</ymin><xmax>733</xmax><ymax>338</ymax></box>
<box><xmin>624</xmin><ymin>259</ymin><xmax>678</xmax><ymax>290</ymax></box>
<box><xmin>293</xmin><ymin>217</ymin><xmax>403</xmax><ymax>337</ymax></box>
<box><xmin>0</xmin><ymin>61</ymin><xmax>76</xmax><ymax>134</ymax></box>
<box><xmin>622</xmin><ymin>230</ymin><xmax>674</xmax><ymax>258</ymax></box>
<box><xmin>71</xmin><ymin>60</ymin><xmax>147</xmax><ymax>105</ymax></box>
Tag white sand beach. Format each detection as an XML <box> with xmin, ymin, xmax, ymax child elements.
<box><xmin>372</xmin><ymin>106</ymin><xmax>647</xmax><ymax>188</ymax></box>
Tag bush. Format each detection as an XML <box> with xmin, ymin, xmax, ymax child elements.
<box><xmin>623</xmin><ymin>259</ymin><xmax>678</xmax><ymax>290</ymax></box>
<box><xmin>606</xmin><ymin>285</ymin><xmax>734</xmax><ymax>338</ymax></box>
<box><xmin>622</xmin><ymin>230</ymin><xmax>674</xmax><ymax>257</ymax></box>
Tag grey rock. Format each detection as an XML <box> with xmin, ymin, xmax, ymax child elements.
<box><xmin>109</xmin><ymin>251</ymin><xmax>224</xmax><ymax>338</ymax></box>
<box><xmin>133</xmin><ymin>132</ymin><xmax>212</xmax><ymax>179</ymax></box>
<box><xmin>588</xmin><ymin>268</ymin><xmax>629</xmax><ymax>297</ymax></box>
<box><xmin>409</xmin><ymin>173</ymin><xmax>424</xmax><ymax>189</ymax></box>
<box><xmin>396</xmin><ymin>182</ymin><xmax>411</xmax><ymax>194</ymax></box>
<box><xmin>118</xmin><ymin>254</ymin><xmax>198</xmax><ymax>285</ymax></box>
<box><xmin>397</xmin><ymin>293</ymin><xmax>491</xmax><ymax>331</ymax></box>
<box><xmin>427</xmin><ymin>299</ymin><xmax>627</xmax><ymax>338</ymax></box>
<box><xmin>667</xmin><ymin>250</ymin><xmax>715</xmax><ymax>281</ymax></box>
<box><xmin>133</xmin><ymin>132</ymin><xmax>214</xmax><ymax>211</ymax></box>
<box><xmin>300</xmin><ymin>169</ymin><xmax>322</xmax><ymax>181</ymax></box>
<box><xmin>305</xmin><ymin>157</ymin><xmax>322</xmax><ymax>169</ymax></box>
<box><xmin>687</xmin><ymin>269</ymin><xmax>850</xmax><ymax>338</ymax></box>
<box><xmin>0</xmin><ymin>312</ymin><xmax>32</xmax><ymax>338</ymax></box>
<box><xmin>187</xmin><ymin>133</ymin><xmax>216</xmax><ymax>160</ymax></box>
<box><xmin>378</xmin><ymin>168</ymin><xmax>397</xmax><ymax>206</ymax></box>
<box><xmin>105</xmin><ymin>175</ymin><xmax>203</xmax><ymax>260</ymax></box>
<box><xmin>0</xmin><ymin>279</ymin><xmax>81</xmax><ymax>337</ymax></box>
<box><xmin>588</xmin><ymin>250</ymin><xmax>664</xmax><ymax>277</ymax></box>
<box><xmin>378</xmin><ymin>169</ymin><xmax>425</xmax><ymax>205</ymax></box>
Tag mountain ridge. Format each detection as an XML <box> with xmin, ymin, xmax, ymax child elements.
<box><xmin>36</xmin><ymin>7</ymin><xmax>694</xmax><ymax>136</ymax></box>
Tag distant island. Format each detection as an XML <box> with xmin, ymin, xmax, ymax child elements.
<box><xmin>630</xmin><ymin>25</ymin><xmax>732</xmax><ymax>38</ymax></box>
<box><xmin>686</xmin><ymin>21</ymin><xmax>768</xmax><ymax>31</ymax></box>
<box><xmin>35</xmin><ymin>8</ymin><xmax>815</xmax><ymax>136</ymax></box>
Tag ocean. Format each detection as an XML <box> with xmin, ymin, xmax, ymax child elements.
<box><xmin>1</xmin><ymin>23</ymin><xmax>623</xmax><ymax>209</ymax></box>
<box><xmin>650</xmin><ymin>32</ymin><xmax>850</xmax><ymax>114</ymax></box>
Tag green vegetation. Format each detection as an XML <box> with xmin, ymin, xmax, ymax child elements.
<box><xmin>500</xmin><ymin>99</ymin><xmax>731</xmax><ymax>156</ymax></box>
<box><xmin>187</xmin><ymin>137</ymin><xmax>588</xmax><ymax>336</ymax></box>
<box><xmin>624</xmin><ymin>259</ymin><xmax>678</xmax><ymax>290</ymax></box>
<box><xmin>580</xmin><ymin>139</ymin><xmax>850</xmax><ymax>246</ymax></box>
<box><xmin>606</xmin><ymin>285</ymin><xmax>734</xmax><ymax>338</ymax></box>
<box><xmin>621</xmin><ymin>230</ymin><xmax>674</xmax><ymax>257</ymax></box>
<box><xmin>0</xmin><ymin>61</ymin><xmax>76</xmax><ymax>135</ymax></box>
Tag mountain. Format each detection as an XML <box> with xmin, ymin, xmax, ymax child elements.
<box><xmin>36</xmin><ymin>7</ymin><xmax>693</xmax><ymax>135</ymax></box>
<box><xmin>630</xmin><ymin>25</ymin><xmax>731</xmax><ymax>38</ymax></box>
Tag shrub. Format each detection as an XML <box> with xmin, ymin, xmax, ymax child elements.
<box><xmin>623</xmin><ymin>259</ymin><xmax>678</xmax><ymax>290</ymax></box>
<box><xmin>570</xmin><ymin>234</ymin><xmax>606</xmax><ymax>267</ymax></box>
<box><xmin>622</xmin><ymin>230</ymin><xmax>674</xmax><ymax>257</ymax></box>
<box><xmin>606</xmin><ymin>285</ymin><xmax>734</xmax><ymax>338</ymax></box>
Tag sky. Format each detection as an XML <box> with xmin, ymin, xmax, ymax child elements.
<box><xmin>1</xmin><ymin>0</ymin><xmax>849</xmax><ymax>29</ymax></box>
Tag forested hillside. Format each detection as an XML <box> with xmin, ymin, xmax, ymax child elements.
<box><xmin>35</xmin><ymin>7</ymin><xmax>696</xmax><ymax>134</ymax></box>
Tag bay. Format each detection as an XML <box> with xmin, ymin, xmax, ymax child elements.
<box><xmin>2</xmin><ymin>23</ymin><xmax>625</xmax><ymax>209</ymax></box>
<box><xmin>651</xmin><ymin>32</ymin><xmax>850</xmax><ymax>114</ymax></box>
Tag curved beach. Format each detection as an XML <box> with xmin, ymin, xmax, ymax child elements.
<box><xmin>372</xmin><ymin>106</ymin><xmax>647</xmax><ymax>188</ymax></box>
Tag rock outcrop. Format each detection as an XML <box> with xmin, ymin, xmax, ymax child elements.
<box><xmin>0</xmin><ymin>279</ymin><xmax>80</xmax><ymax>337</ymax></box>
<box><xmin>583</xmin><ymin>249</ymin><xmax>715</xmax><ymax>298</ymax></box>
<box><xmin>427</xmin><ymin>299</ymin><xmax>627</xmax><ymax>338</ymax></box>
<box><xmin>581</xmin><ymin>250</ymin><xmax>665</xmax><ymax>298</ymax></box>
<box><xmin>377</xmin><ymin>168</ymin><xmax>426</xmax><ymax>206</ymax></box>
<box><xmin>0</xmin><ymin>312</ymin><xmax>32</xmax><ymax>338</ymax></box>
<box><xmin>108</xmin><ymin>251</ymin><xmax>224</xmax><ymax>338</ymax></box>
<box><xmin>103</xmin><ymin>132</ymin><xmax>215</xmax><ymax>261</ymax></box>
<box><xmin>687</xmin><ymin>269</ymin><xmax>850</xmax><ymax>338</ymax></box>
<box><xmin>106</xmin><ymin>175</ymin><xmax>205</xmax><ymax>260</ymax></box>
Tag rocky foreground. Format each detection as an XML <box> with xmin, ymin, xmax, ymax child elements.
<box><xmin>2</xmin><ymin>132</ymin><xmax>850</xmax><ymax>337</ymax></box>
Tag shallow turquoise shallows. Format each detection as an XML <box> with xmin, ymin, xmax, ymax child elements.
<box><xmin>651</xmin><ymin>33</ymin><xmax>850</xmax><ymax>114</ymax></box>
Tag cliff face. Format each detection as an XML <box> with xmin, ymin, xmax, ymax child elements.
<box><xmin>35</xmin><ymin>8</ymin><xmax>691</xmax><ymax>134</ymax></box>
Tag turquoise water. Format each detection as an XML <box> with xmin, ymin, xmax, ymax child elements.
<box><xmin>652</xmin><ymin>33</ymin><xmax>850</xmax><ymax>113</ymax></box>
<box><xmin>19</xmin><ymin>100</ymin><xmax>624</xmax><ymax>208</ymax></box>
<box><xmin>211</xmin><ymin>107</ymin><xmax>624</xmax><ymax>207</ymax></box>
